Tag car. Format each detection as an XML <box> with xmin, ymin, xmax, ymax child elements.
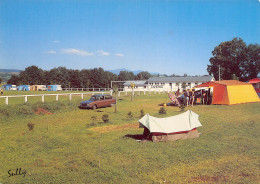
<box><xmin>79</xmin><ymin>94</ymin><xmax>116</xmax><ymax>110</ymax></box>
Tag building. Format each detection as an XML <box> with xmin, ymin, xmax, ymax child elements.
<box><xmin>122</xmin><ymin>76</ymin><xmax>215</xmax><ymax>92</ymax></box>
<box><xmin>123</xmin><ymin>81</ymin><xmax>147</xmax><ymax>91</ymax></box>
<box><xmin>147</xmin><ymin>75</ymin><xmax>215</xmax><ymax>91</ymax></box>
<box><xmin>147</xmin><ymin>76</ymin><xmax>215</xmax><ymax>91</ymax></box>
<box><xmin>47</xmin><ymin>85</ymin><xmax>62</xmax><ymax>91</ymax></box>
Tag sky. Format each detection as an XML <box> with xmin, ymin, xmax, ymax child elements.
<box><xmin>0</xmin><ymin>0</ymin><xmax>259</xmax><ymax>76</ymax></box>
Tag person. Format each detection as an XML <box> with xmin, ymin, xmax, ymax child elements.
<box><xmin>190</xmin><ymin>89</ymin><xmax>195</xmax><ymax>106</ymax></box>
<box><xmin>175</xmin><ymin>88</ymin><xmax>180</xmax><ymax>96</ymax></box>
<box><xmin>1</xmin><ymin>88</ymin><xmax>3</xmax><ymax>95</ymax></box>
<box><xmin>202</xmin><ymin>91</ymin><xmax>206</xmax><ymax>105</ymax></box>
<box><xmin>184</xmin><ymin>90</ymin><xmax>189</xmax><ymax>106</ymax></box>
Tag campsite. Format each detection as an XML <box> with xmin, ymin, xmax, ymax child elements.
<box><xmin>0</xmin><ymin>91</ymin><xmax>259</xmax><ymax>183</ymax></box>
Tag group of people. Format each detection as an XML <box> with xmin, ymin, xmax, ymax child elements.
<box><xmin>175</xmin><ymin>88</ymin><xmax>212</xmax><ymax>106</ymax></box>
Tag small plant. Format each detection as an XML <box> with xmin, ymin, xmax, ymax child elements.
<box><xmin>27</xmin><ymin>122</ymin><xmax>35</xmax><ymax>131</ymax></box>
<box><xmin>159</xmin><ymin>107</ymin><xmax>167</xmax><ymax>115</ymax></box>
<box><xmin>102</xmin><ymin>114</ymin><xmax>109</xmax><ymax>123</ymax></box>
<box><xmin>91</xmin><ymin>115</ymin><xmax>97</xmax><ymax>126</ymax></box>
<box><xmin>140</xmin><ymin>109</ymin><xmax>145</xmax><ymax>118</ymax></box>
<box><xmin>179</xmin><ymin>104</ymin><xmax>186</xmax><ymax>112</ymax></box>
<box><xmin>127</xmin><ymin>111</ymin><xmax>133</xmax><ymax>119</ymax></box>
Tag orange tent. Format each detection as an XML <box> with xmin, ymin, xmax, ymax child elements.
<box><xmin>196</xmin><ymin>80</ymin><xmax>260</xmax><ymax>105</ymax></box>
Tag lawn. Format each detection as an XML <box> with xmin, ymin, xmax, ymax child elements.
<box><xmin>0</xmin><ymin>92</ymin><xmax>259</xmax><ymax>183</ymax></box>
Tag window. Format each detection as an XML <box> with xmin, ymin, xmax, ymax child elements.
<box><xmin>176</xmin><ymin>83</ymin><xmax>179</xmax><ymax>86</ymax></box>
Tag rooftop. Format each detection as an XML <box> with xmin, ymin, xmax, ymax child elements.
<box><xmin>147</xmin><ymin>76</ymin><xmax>214</xmax><ymax>83</ymax></box>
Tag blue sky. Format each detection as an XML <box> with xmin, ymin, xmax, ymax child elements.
<box><xmin>0</xmin><ymin>0</ymin><xmax>259</xmax><ymax>75</ymax></box>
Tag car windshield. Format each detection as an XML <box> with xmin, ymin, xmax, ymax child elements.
<box><xmin>89</xmin><ymin>96</ymin><xmax>100</xmax><ymax>101</ymax></box>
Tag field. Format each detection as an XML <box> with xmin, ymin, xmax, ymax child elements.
<box><xmin>0</xmin><ymin>91</ymin><xmax>259</xmax><ymax>183</ymax></box>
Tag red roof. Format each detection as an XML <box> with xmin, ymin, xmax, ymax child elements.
<box><xmin>248</xmin><ymin>78</ymin><xmax>260</xmax><ymax>84</ymax></box>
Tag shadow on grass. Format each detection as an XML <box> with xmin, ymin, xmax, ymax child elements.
<box><xmin>123</xmin><ymin>134</ymin><xmax>145</xmax><ymax>140</ymax></box>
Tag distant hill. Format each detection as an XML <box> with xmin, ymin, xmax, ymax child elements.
<box><xmin>106</xmin><ymin>68</ymin><xmax>160</xmax><ymax>76</ymax></box>
<box><xmin>0</xmin><ymin>69</ymin><xmax>22</xmax><ymax>73</ymax></box>
<box><xmin>0</xmin><ymin>69</ymin><xmax>21</xmax><ymax>82</ymax></box>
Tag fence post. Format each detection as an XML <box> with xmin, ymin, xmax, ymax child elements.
<box><xmin>118</xmin><ymin>91</ymin><xmax>121</xmax><ymax>97</ymax></box>
<box><xmin>56</xmin><ymin>95</ymin><xmax>59</xmax><ymax>101</ymax></box>
<box><xmin>144</xmin><ymin>91</ymin><xmax>146</xmax><ymax>95</ymax></box>
<box><xmin>25</xmin><ymin>96</ymin><xmax>27</xmax><ymax>103</ymax></box>
<box><xmin>82</xmin><ymin>88</ymin><xmax>83</xmax><ymax>91</ymax></box>
<box><xmin>69</xmin><ymin>94</ymin><xmax>72</xmax><ymax>101</ymax></box>
<box><xmin>5</xmin><ymin>97</ymin><xmax>8</xmax><ymax>105</ymax></box>
<box><xmin>81</xmin><ymin>93</ymin><xmax>83</xmax><ymax>99</ymax></box>
<box><xmin>42</xmin><ymin>95</ymin><xmax>45</xmax><ymax>103</ymax></box>
<box><xmin>138</xmin><ymin>91</ymin><xmax>140</xmax><ymax>96</ymax></box>
<box><xmin>110</xmin><ymin>90</ymin><xmax>112</xmax><ymax>96</ymax></box>
<box><xmin>125</xmin><ymin>91</ymin><xmax>127</xmax><ymax>96</ymax></box>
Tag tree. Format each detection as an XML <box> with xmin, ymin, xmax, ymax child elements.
<box><xmin>19</xmin><ymin>65</ymin><xmax>44</xmax><ymax>85</ymax></box>
<box><xmin>118</xmin><ymin>71</ymin><xmax>135</xmax><ymax>81</ymax></box>
<box><xmin>48</xmin><ymin>67</ymin><xmax>70</xmax><ymax>87</ymax></box>
<box><xmin>0</xmin><ymin>77</ymin><xmax>2</xmax><ymax>84</ymax></box>
<box><xmin>7</xmin><ymin>75</ymin><xmax>21</xmax><ymax>85</ymax></box>
<box><xmin>207</xmin><ymin>38</ymin><xmax>259</xmax><ymax>81</ymax></box>
<box><xmin>136</xmin><ymin>71</ymin><xmax>152</xmax><ymax>80</ymax></box>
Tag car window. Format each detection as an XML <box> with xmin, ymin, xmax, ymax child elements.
<box><xmin>105</xmin><ymin>96</ymin><xmax>112</xmax><ymax>99</ymax></box>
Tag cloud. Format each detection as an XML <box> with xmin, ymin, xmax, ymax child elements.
<box><xmin>115</xmin><ymin>53</ymin><xmax>124</xmax><ymax>57</ymax></box>
<box><xmin>97</xmin><ymin>50</ymin><xmax>110</xmax><ymax>56</ymax></box>
<box><xmin>46</xmin><ymin>50</ymin><xmax>56</xmax><ymax>54</ymax></box>
<box><xmin>60</xmin><ymin>48</ymin><xmax>93</xmax><ymax>56</ymax></box>
<box><xmin>53</xmin><ymin>40</ymin><xmax>60</xmax><ymax>43</ymax></box>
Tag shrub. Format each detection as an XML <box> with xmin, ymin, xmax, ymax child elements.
<box><xmin>102</xmin><ymin>114</ymin><xmax>109</xmax><ymax>123</ymax></box>
<box><xmin>140</xmin><ymin>109</ymin><xmax>145</xmax><ymax>118</ymax></box>
<box><xmin>27</xmin><ymin>122</ymin><xmax>35</xmax><ymax>131</ymax></box>
<box><xmin>91</xmin><ymin>115</ymin><xmax>97</xmax><ymax>126</ymax></box>
<box><xmin>159</xmin><ymin>107</ymin><xmax>167</xmax><ymax>115</ymax></box>
<box><xmin>127</xmin><ymin>111</ymin><xmax>133</xmax><ymax>119</ymax></box>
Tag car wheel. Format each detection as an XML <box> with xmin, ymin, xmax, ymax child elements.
<box><xmin>92</xmin><ymin>105</ymin><xmax>97</xmax><ymax>110</ymax></box>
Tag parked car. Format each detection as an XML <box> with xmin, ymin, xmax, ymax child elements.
<box><xmin>79</xmin><ymin>94</ymin><xmax>116</xmax><ymax>110</ymax></box>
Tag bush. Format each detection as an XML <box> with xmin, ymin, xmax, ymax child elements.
<box><xmin>140</xmin><ymin>109</ymin><xmax>145</xmax><ymax>118</ymax></box>
<box><xmin>159</xmin><ymin>107</ymin><xmax>167</xmax><ymax>115</ymax></box>
<box><xmin>91</xmin><ymin>115</ymin><xmax>97</xmax><ymax>126</ymax></box>
<box><xmin>102</xmin><ymin>114</ymin><xmax>109</xmax><ymax>123</ymax></box>
<box><xmin>27</xmin><ymin>122</ymin><xmax>35</xmax><ymax>131</ymax></box>
<box><xmin>127</xmin><ymin>111</ymin><xmax>133</xmax><ymax>119</ymax></box>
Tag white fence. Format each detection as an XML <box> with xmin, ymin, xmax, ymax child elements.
<box><xmin>0</xmin><ymin>90</ymin><xmax>170</xmax><ymax>105</ymax></box>
<box><xmin>0</xmin><ymin>92</ymin><xmax>111</xmax><ymax>105</ymax></box>
<box><xmin>63</xmin><ymin>88</ymin><xmax>111</xmax><ymax>91</ymax></box>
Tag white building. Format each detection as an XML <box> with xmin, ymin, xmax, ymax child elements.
<box><xmin>147</xmin><ymin>76</ymin><xmax>215</xmax><ymax>91</ymax></box>
<box><xmin>123</xmin><ymin>81</ymin><xmax>147</xmax><ymax>91</ymax></box>
<box><xmin>123</xmin><ymin>76</ymin><xmax>215</xmax><ymax>92</ymax></box>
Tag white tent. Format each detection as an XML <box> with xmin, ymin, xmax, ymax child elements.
<box><xmin>139</xmin><ymin>110</ymin><xmax>202</xmax><ymax>142</ymax></box>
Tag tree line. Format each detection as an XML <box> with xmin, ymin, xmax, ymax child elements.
<box><xmin>7</xmin><ymin>66</ymin><xmax>153</xmax><ymax>88</ymax></box>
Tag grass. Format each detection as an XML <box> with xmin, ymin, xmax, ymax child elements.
<box><xmin>0</xmin><ymin>92</ymin><xmax>259</xmax><ymax>183</ymax></box>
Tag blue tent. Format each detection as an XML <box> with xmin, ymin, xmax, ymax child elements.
<box><xmin>17</xmin><ymin>85</ymin><xmax>30</xmax><ymax>91</ymax></box>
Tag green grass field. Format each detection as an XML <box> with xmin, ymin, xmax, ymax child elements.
<box><xmin>0</xmin><ymin>92</ymin><xmax>259</xmax><ymax>183</ymax></box>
